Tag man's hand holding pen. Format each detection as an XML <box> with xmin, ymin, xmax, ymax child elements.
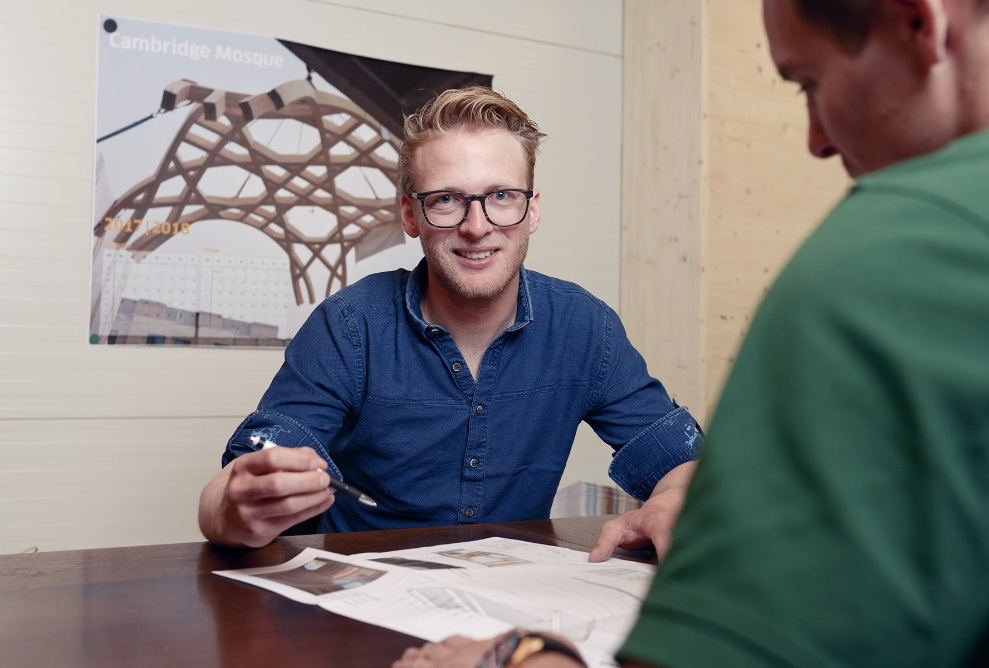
<box><xmin>197</xmin><ymin>444</ymin><xmax>335</xmax><ymax>548</ymax></box>
<box><xmin>250</xmin><ymin>436</ymin><xmax>377</xmax><ymax>507</ymax></box>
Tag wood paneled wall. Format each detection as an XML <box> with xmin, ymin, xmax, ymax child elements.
<box><xmin>622</xmin><ymin>0</ymin><xmax>849</xmax><ymax>425</ymax></box>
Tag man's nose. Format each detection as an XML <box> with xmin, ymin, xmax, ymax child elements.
<box><xmin>459</xmin><ymin>198</ymin><xmax>492</xmax><ymax>236</ymax></box>
<box><xmin>807</xmin><ymin>107</ymin><xmax>837</xmax><ymax>160</ymax></box>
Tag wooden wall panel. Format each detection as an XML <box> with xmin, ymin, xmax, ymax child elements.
<box><xmin>622</xmin><ymin>0</ymin><xmax>848</xmax><ymax>427</ymax></box>
<box><xmin>621</xmin><ymin>0</ymin><xmax>706</xmax><ymax>421</ymax></box>
<box><xmin>704</xmin><ymin>0</ymin><xmax>848</xmax><ymax>418</ymax></box>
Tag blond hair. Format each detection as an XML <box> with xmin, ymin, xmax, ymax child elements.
<box><xmin>399</xmin><ymin>86</ymin><xmax>546</xmax><ymax>195</ymax></box>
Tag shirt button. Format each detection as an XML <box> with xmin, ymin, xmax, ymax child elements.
<box><xmin>452</xmin><ymin>362</ymin><xmax>462</xmax><ymax>372</ymax></box>
<box><xmin>475</xmin><ymin>405</ymin><xmax>483</xmax><ymax>415</ymax></box>
<box><xmin>464</xmin><ymin>507</ymin><xmax>474</xmax><ymax>518</ymax></box>
<box><xmin>469</xmin><ymin>457</ymin><xmax>479</xmax><ymax>468</ymax></box>
<box><xmin>430</xmin><ymin>328</ymin><xmax>440</xmax><ymax>335</ymax></box>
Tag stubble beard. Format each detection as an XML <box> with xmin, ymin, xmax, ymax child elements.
<box><xmin>420</xmin><ymin>233</ymin><xmax>530</xmax><ymax>304</ymax></box>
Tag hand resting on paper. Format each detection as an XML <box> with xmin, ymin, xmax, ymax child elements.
<box><xmin>198</xmin><ymin>445</ymin><xmax>334</xmax><ymax>548</ymax></box>
<box><xmin>588</xmin><ymin>460</ymin><xmax>698</xmax><ymax>563</ymax></box>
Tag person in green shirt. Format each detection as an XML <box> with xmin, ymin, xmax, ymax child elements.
<box><xmin>393</xmin><ymin>0</ymin><xmax>989</xmax><ymax>666</ymax></box>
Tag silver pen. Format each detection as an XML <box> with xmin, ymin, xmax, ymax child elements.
<box><xmin>249</xmin><ymin>435</ymin><xmax>378</xmax><ymax>507</ymax></box>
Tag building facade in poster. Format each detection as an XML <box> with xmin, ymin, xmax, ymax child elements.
<box><xmin>91</xmin><ymin>15</ymin><xmax>491</xmax><ymax>346</ymax></box>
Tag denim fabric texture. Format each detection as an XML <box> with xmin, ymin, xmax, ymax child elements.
<box><xmin>224</xmin><ymin>259</ymin><xmax>703</xmax><ymax>532</ymax></box>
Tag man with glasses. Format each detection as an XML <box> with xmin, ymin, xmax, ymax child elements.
<box><xmin>198</xmin><ymin>86</ymin><xmax>703</xmax><ymax>556</ymax></box>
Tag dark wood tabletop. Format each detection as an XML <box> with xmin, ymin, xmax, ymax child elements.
<box><xmin>0</xmin><ymin>515</ymin><xmax>635</xmax><ymax>668</ymax></box>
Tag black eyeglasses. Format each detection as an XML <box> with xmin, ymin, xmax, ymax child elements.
<box><xmin>414</xmin><ymin>189</ymin><xmax>534</xmax><ymax>228</ymax></box>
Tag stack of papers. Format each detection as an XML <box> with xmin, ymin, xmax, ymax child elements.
<box><xmin>550</xmin><ymin>481</ymin><xmax>643</xmax><ymax>518</ymax></box>
<box><xmin>215</xmin><ymin>537</ymin><xmax>656</xmax><ymax>668</ymax></box>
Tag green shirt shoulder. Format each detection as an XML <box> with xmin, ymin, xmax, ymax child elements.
<box><xmin>620</xmin><ymin>130</ymin><xmax>989</xmax><ymax>667</ymax></box>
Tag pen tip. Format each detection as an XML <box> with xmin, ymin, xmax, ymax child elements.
<box><xmin>360</xmin><ymin>496</ymin><xmax>378</xmax><ymax>508</ymax></box>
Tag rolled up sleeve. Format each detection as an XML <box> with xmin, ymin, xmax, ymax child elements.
<box><xmin>609</xmin><ymin>406</ymin><xmax>704</xmax><ymax>500</ymax></box>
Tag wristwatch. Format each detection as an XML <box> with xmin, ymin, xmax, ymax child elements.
<box><xmin>477</xmin><ymin>630</ymin><xmax>587</xmax><ymax>668</ymax></box>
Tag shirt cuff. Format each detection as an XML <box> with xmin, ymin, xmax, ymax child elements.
<box><xmin>608</xmin><ymin>406</ymin><xmax>704</xmax><ymax>500</ymax></box>
<box><xmin>222</xmin><ymin>409</ymin><xmax>344</xmax><ymax>480</ymax></box>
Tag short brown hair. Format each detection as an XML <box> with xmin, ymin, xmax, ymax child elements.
<box><xmin>398</xmin><ymin>85</ymin><xmax>546</xmax><ymax>195</ymax></box>
<box><xmin>791</xmin><ymin>0</ymin><xmax>989</xmax><ymax>51</ymax></box>
<box><xmin>790</xmin><ymin>0</ymin><xmax>878</xmax><ymax>51</ymax></box>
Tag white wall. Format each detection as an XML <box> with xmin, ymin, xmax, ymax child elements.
<box><xmin>0</xmin><ymin>0</ymin><xmax>624</xmax><ymax>553</ymax></box>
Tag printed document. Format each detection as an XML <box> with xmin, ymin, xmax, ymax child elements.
<box><xmin>214</xmin><ymin>537</ymin><xmax>656</xmax><ymax>667</ymax></box>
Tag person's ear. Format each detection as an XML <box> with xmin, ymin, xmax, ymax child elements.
<box><xmin>526</xmin><ymin>190</ymin><xmax>541</xmax><ymax>235</ymax></box>
<box><xmin>889</xmin><ymin>0</ymin><xmax>947</xmax><ymax>68</ymax></box>
<box><xmin>400</xmin><ymin>194</ymin><xmax>421</xmax><ymax>238</ymax></box>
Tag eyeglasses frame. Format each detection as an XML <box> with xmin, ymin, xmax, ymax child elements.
<box><xmin>413</xmin><ymin>188</ymin><xmax>534</xmax><ymax>228</ymax></box>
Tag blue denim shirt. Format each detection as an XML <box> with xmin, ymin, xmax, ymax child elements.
<box><xmin>223</xmin><ymin>259</ymin><xmax>703</xmax><ymax>532</ymax></box>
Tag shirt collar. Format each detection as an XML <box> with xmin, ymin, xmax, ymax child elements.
<box><xmin>404</xmin><ymin>259</ymin><xmax>534</xmax><ymax>337</ymax></box>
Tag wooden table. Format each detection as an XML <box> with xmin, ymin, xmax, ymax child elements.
<box><xmin>0</xmin><ymin>515</ymin><xmax>637</xmax><ymax>667</ymax></box>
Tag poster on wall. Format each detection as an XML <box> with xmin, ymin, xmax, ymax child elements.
<box><xmin>90</xmin><ymin>15</ymin><xmax>492</xmax><ymax>346</ymax></box>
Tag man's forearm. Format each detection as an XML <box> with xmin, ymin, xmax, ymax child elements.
<box><xmin>198</xmin><ymin>466</ymin><xmax>235</xmax><ymax>546</ymax></box>
<box><xmin>651</xmin><ymin>459</ymin><xmax>698</xmax><ymax>498</ymax></box>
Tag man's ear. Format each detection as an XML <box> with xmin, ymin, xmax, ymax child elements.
<box><xmin>889</xmin><ymin>0</ymin><xmax>947</xmax><ymax>68</ymax></box>
<box><xmin>400</xmin><ymin>194</ymin><xmax>421</xmax><ymax>238</ymax></box>
<box><xmin>526</xmin><ymin>189</ymin><xmax>541</xmax><ymax>235</ymax></box>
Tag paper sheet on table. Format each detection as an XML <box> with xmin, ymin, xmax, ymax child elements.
<box><xmin>214</xmin><ymin>537</ymin><xmax>656</xmax><ymax>668</ymax></box>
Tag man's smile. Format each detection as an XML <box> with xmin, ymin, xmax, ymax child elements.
<box><xmin>455</xmin><ymin>249</ymin><xmax>495</xmax><ymax>260</ymax></box>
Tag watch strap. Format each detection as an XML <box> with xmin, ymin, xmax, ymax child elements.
<box><xmin>504</xmin><ymin>632</ymin><xmax>586</xmax><ymax>667</ymax></box>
